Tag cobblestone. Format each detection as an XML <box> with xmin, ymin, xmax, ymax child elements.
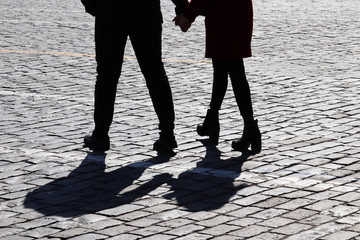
<box><xmin>1</xmin><ymin>0</ymin><xmax>360</xmax><ymax>239</ymax></box>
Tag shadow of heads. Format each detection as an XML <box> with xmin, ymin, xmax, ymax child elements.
<box><xmin>164</xmin><ymin>142</ymin><xmax>250</xmax><ymax>212</ymax></box>
<box><xmin>23</xmin><ymin>152</ymin><xmax>172</xmax><ymax>217</ymax></box>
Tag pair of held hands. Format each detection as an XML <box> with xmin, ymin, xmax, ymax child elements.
<box><xmin>173</xmin><ymin>14</ymin><xmax>192</xmax><ymax>32</ymax></box>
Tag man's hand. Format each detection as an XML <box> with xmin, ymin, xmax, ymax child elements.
<box><xmin>173</xmin><ymin>14</ymin><xmax>192</xmax><ymax>32</ymax></box>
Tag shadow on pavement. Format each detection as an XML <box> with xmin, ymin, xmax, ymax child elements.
<box><xmin>24</xmin><ymin>143</ymin><xmax>249</xmax><ymax>216</ymax></box>
<box><xmin>164</xmin><ymin>141</ymin><xmax>249</xmax><ymax>211</ymax></box>
<box><xmin>23</xmin><ymin>152</ymin><xmax>173</xmax><ymax>217</ymax></box>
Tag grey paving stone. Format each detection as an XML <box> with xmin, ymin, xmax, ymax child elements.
<box><xmin>321</xmin><ymin>231</ymin><xmax>359</xmax><ymax>240</ymax></box>
<box><xmin>229</xmin><ymin>225</ymin><xmax>271</xmax><ymax>238</ymax></box>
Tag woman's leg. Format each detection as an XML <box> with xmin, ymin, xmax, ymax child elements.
<box><xmin>228</xmin><ymin>58</ymin><xmax>254</xmax><ymax>122</ymax></box>
<box><xmin>197</xmin><ymin>58</ymin><xmax>228</xmax><ymax>144</ymax></box>
<box><xmin>209</xmin><ymin>58</ymin><xmax>229</xmax><ymax>111</ymax></box>
<box><xmin>228</xmin><ymin>59</ymin><xmax>261</xmax><ymax>153</ymax></box>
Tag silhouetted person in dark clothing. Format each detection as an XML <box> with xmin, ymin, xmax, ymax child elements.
<box><xmin>81</xmin><ymin>0</ymin><xmax>188</xmax><ymax>152</ymax></box>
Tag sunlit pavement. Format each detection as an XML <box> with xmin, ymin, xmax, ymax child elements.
<box><xmin>1</xmin><ymin>0</ymin><xmax>359</xmax><ymax>239</ymax></box>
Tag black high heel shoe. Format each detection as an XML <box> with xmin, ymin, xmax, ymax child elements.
<box><xmin>232</xmin><ymin>119</ymin><xmax>261</xmax><ymax>153</ymax></box>
<box><xmin>197</xmin><ymin>109</ymin><xmax>220</xmax><ymax>145</ymax></box>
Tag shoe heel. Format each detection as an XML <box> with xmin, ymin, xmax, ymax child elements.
<box><xmin>250</xmin><ymin>123</ymin><xmax>262</xmax><ymax>153</ymax></box>
<box><xmin>250</xmin><ymin>136</ymin><xmax>261</xmax><ymax>153</ymax></box>
<box><xmin>232</xmin><ymin>119</ymin><xmax>261</xmax><ymax>152</ymax></box>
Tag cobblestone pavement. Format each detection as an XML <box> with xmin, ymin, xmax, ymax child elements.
<box><xmin>1</xmin><ymin>0</ymin><xmax>359</xmax><ymax>239</ymax></box>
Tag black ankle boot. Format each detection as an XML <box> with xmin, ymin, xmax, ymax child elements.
<box><xmin>197</xmin><ymin>109</ymin><xmax>220</xmax><ymax>145</ymax></box>
<box><xmin>232</xmin><ymin>119</ymin><xmax>261</xmax><ymax>153</ymax></box>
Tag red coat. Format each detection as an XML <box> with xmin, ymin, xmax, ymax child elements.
<box><xmin>184</xmin><ymin>0</ymin><xmax>253</xmax><ymax>58</ymax></box>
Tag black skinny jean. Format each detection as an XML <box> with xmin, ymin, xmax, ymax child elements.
<box><xmin>93</xmin><ymin>19</ymin><xmax>175</xmax><ymax>137</ymax></box>
<box><xmin>210</xmin><ymin>58</ymin><xmax>254</xmax><ymax>121</ymax></box>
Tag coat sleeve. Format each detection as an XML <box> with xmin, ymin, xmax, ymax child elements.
<box><xmin>183</xmin><ymin>0</ymin><xmax>208</xmax><ymax>22</ymax></box>
<box><xmin>171</xmin><ymin>0</ymin><xmax>189</xmax><ymax>15</ymax></box>
<box><xmin>80</xmin><ymin>0</ymin><xmax>97</xmax><ymax>16</ymax></box>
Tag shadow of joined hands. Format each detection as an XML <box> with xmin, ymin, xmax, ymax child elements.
<box><xmin>24</xmin><ymin>144</ymin><xmax>250</xmax><ymax>216</ymax></box>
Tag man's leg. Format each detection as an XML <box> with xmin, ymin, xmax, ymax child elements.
<box><xmin>84</xmin><ymin>19</ymin><xmax>127</xmax><ymax>151</ymax></box>
<box><xmin>129</xmin><ymin>23</ymin><xmax>176</xmax><ymax>151</ymax></box>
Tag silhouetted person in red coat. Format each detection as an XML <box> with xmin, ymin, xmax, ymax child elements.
<box><xmin>175</xmin><ymin>0</ymin><xmax>261</xmax><ymax>153</ymax></box>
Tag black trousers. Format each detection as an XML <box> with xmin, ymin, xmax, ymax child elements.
<box><xmin>93</xmin><ymin>19</ymin><xmax>175</xmax><ymax>137</ymax></box>
<box><xmin>210</xmin><ymin>58</ymin><xmax>254</xmax><ymax>121</ymax></box>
